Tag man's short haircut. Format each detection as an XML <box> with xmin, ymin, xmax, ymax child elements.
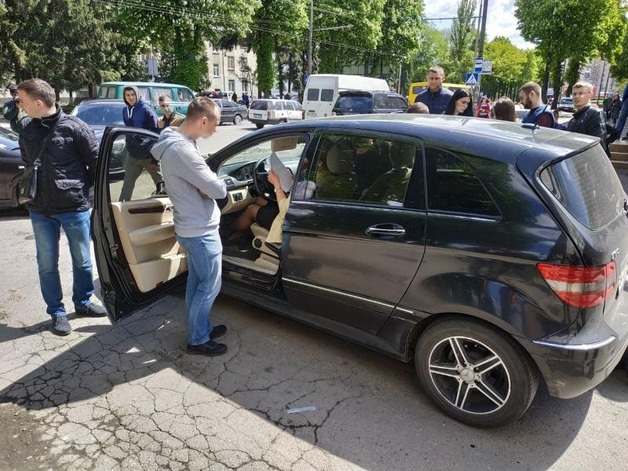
<box><xmin>406</xmin><ymin>102</ymin><xmax>429</xmax><ymax>114</ymax></box>
<box><xmin>573</xmin><ymin>81</ymin><xmax>594</xmax><ymax>92</ymax></box>
<box><xmin>185</xmin><ymin>96</ymin><xmax>220</xmax><ymax>123</ymax></box>
<box><xmin>519</xmin><ymin>81</ymin><xmax>541</xmax><ymax>96</ymax></box>
<box><xmin>158</xmin><ymin>95</ymin><xmax>170</xmax><ymax>104</ymax></box>
<box><xmin>428</xmin><ymin>66</ymin><xmax>445</xmax><ymax>77</ymax></box>
<box><xmin>16</xmin><ymin>79</ymin><xmax>56</xmax><ymax>107</ymax></box>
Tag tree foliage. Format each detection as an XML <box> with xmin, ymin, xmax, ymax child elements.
<box><xmin>515</xmin><ymin>0</ymin><xmax>626</xmax><ymax>93</ymax></box>
<box><xmin>113</xmin><ymin>0</ymin><xmax>260</xmax><ymax>90</ymax></box>
<box><xmin>448</xmin><ymin>0</ymin><xmax>477</xmax><ymax>83</ymax></box>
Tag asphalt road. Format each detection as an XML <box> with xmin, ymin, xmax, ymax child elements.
<box><xmin>1</xmin><ymin>119</ymin><xmax>628</xmax><ymax>470</ymax></box>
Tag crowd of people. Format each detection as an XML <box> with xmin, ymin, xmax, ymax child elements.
<box><xmin>409</xmin><ymin>65</ymin><xmax>625</xmax><ymax>155</ymax></box>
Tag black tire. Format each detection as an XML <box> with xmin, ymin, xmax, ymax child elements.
<box><xmin>415</xmin><ymin>317</ymin><xmax>539</xmax><ymax>428</ymax></box>
<box><xmin>233</xmin><ymin>114</ymin><xmax>243</xmax><ymax>125</ymax></box>
<box><xmin>255</xmin><ymin>123</ymin><xmax>264</xmax><ymax>129</ymax></box>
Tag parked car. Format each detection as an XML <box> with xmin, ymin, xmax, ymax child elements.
<box><xmin>332</xmin><ymin>90</ymin><xmax>408</xmax><ymax>115</ymax></box>
<box><xmin>248</xmin><ymin>99</ymin><xmax>303</xmax><ymax>128</ymax></box>
<box><xmin>70</xmin><ymin>99</ymin><xmax>127</xmax><ymax>176</ymax></box>
<box><xmin>92</xmin><ymin>115</ymin><xmax>628</xmax><ymax>428</ymax></box>
<box><xmin>98</xmin><ymin>81</ymin><xmax>195</xmax><ymax>117</ymax></box>
<box><xmin>211</xmin><ymin>98</ymin><xmax>248</xmax><ymax>125</ymax></box>
<box><xmin>558</xmin><ymin>97</ymin><xmax>575</xmax><ymax>113</ymax></box>
<box><xmin>0</xmin><ymin>126</ymin><xmax>22</xmax><ymax>208</ymax></box>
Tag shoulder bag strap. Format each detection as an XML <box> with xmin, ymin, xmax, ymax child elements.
<box><xmin>32</xmin><ymin>119</ymin><xmax>59</xmax><ymax>168</ymax></box>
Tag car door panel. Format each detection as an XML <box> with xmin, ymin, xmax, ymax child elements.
<box><xmin>282</xmin><ymin>202</ymin><xmax>426</xmax><ymax>333</ymax></box>
<box><xmin>92</xmin><ymin>127</ymin><xmax>185</xmax><ymax>322</ymax></box>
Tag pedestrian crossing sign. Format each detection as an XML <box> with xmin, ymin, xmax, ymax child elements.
<box><xmin>465</xmin><ymin>73</ymin><xmax>479</xmax><ymax>86</ymax></box>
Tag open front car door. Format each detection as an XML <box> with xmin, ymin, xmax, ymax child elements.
<box><xmin>92</xmin><ymin>126</ymin><xmax>186</xmax><ymax>322</ymax></box>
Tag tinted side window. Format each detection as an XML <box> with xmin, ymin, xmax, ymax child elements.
<box><xmin>98</xmin><ymin>86</ymin><xmax>109</xmax><ymax>98</ymax></box>
<box><xmin>272</xmin><ymin>101</ymin><xmax>285</xmax><ymax>110</ymax></box>
<box><xmin>310</xmin><ymin>133</ymin><xmax>415</xmax><ymax>207</ymax></box>
<box><xmin>426</xmin><ymin>147</ymin><xmax>499</xmax><ymax>217</ymax></box>
<box><xmin>321</xmin><ymin>89</ymin><xmax>334</xmax><ymax>102</ymax></box>
<box><xmin>307</xmin><ymin>88</ymin><xmax>320</xmax><ymax>101</ymax></box>
<box><xmin>286</xmin><ymin>102</ymin><xmax>295</xmax><ymax>111</ymax></box>
<box><xmin>157</xmin><ymin>88</ymin><xmax>174</xmax><ymax>101</ymax></box>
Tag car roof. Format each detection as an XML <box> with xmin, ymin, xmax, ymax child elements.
<box><xmin>254</xmin><ymin>114</ymin><xmax>596</xmax><ymax>164</ymax></box>
<box><xmin>75</xmin><ymin>99</ymin><xmax>126</xmax><ymax>106</ymax></box>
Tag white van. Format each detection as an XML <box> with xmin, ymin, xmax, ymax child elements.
<box><xmin>302</xmin><ymin>74</ymin><xmax>390</xmax><ymax>119</ymax></box>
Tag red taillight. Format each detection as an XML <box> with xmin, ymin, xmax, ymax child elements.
<box><xmin>537</xmin><ymin>262</ymin><xmax>617</xmax><ymax>308</ymax></box>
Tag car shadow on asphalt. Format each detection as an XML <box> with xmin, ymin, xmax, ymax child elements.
<box><xmin>0</xmin><ymin>292</ymin><xmax>609</xmax><ymax>470</ymax></box>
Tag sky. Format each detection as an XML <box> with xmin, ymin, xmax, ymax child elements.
<box><xmin>424</xmin><ymin>0</ymin><xmax>535</xmax><ymax>50</ymax></box>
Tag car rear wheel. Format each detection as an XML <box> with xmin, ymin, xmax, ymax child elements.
<box><xmin>233</xmin><ymin>114</ymin><xmax>243</xmax><ymax>125</ymax></box>
<box><xmin>415</xmin><ymin>317</ymin><xmax>539</xmax><ymax>428</ymax></box>
<box><xmin>255</xmin><ymin>123</ymin><xmax>264</xmax><ymax>129</ymax></box>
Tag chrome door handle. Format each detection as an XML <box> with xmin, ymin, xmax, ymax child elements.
<box><xmin>365</xmin><ymin>224</ymin><xmax>406</xmax><ymax>238</ymax></box>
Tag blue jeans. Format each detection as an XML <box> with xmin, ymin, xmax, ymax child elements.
<box><xmin>29</xmin><ymin>210</ymin><xmax>95</xmax><ymax>317</ymax></box>
<box><xmin>615</xmin><ymin>100</ymin><xmax>628</xmax><ymax>136</ymax></box>
<box><xmin>176</xmin><ymin>233</ymin><xmax>222</xmax><ymax>345</ymax></box>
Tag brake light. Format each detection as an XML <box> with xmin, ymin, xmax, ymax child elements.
<box><xmin>537</xmin><ymin>262</ymin><xmax>617</xmax><ymax>308</ymax></box>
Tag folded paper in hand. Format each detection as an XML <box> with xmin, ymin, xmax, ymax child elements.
<box><xmin>267</xmin><ymin>152</ymin><xmax>294</xmax><ymax>193</ymax></box>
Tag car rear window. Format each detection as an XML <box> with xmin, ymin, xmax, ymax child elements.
<box><xmin>540</xmin><ymin>146</ymin><xmax>625</xmax><ymax>230</ymax></box>
<box><xmin>335</xmin><ymin>95</ymin><xmax>372</xmax><ymax>112</ymax></box>
<box><xmin>250</xmin><ymin>101</ymin><xmax>268</xmax><ymax>110</ymax></box>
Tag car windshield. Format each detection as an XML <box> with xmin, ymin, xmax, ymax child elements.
<box><xmin>561</xmin><ymin>98</ymin><xmax>573</xmax><ymax>104</ymax></box>
<box><xmin>0</xmin><ymin>126</ymin><xmax>19</xmax><ymax>150</ymax></box>
<box><xmin>72</xmin><ymin>103</ymin><xmax>125</xmax><ymax>126</ymax></box>
<box><xmin>540</xmin><ymin>146</ymin><xmax>625</xmax><ymax>230</ymax></box>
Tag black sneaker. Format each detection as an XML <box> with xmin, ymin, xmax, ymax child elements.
<box><xmin>210</xmin><ymin>324</ymin><xmax>227</xmax><ymax>340</ymax></box>
<box><xmin>75</xmin><ymin>303</ymin><xmax>107</xmax><ymax>318</ymax></box>
<box><xmin>186</xmin><ymin>340</ymin><xmax>227</xmax><ymax>356</ymax></box>
<box><xmin>51</xmin><ymin>315</ymin><xmax>72</xmax><ymax>336</ymax></box>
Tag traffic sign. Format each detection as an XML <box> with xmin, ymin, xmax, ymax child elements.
<box><xmin>465</xmin><ymin>73</ymin><xmax>479</xmax><ymax>86</ymax></box>
<box><xmin>474</xmin><ymin>57</ymin><xmax>483</xmax><ymax>73</ymax></box>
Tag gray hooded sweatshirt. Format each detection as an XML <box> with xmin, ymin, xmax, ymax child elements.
<box><xmin>151</xmin><ymin>127</ymin><xmax>226</xmax><ymax>238</ymax></box>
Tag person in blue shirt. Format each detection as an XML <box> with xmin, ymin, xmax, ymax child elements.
<box><xmin>519</xmin><ymin>82</ymin><xmax>554</xmax><ymax>128</ymax></box>
<box><xmin>414</xmin><ymin>66</ymin><xmax>453</xmax><ymax>115</ymax></box>
<box><xmin>119</xmin><ymin>86</ymin><xmax>162</xmax><ymax>201</ymax></box>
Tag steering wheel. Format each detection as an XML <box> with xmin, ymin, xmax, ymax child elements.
<box><xmin>253</xmin><ymin>158</ymin><xmax>276</xmax><ymax>202</ymax></box>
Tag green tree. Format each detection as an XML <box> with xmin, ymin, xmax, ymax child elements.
<box><xmin>366</xmin><ymin>0</ymin><xmax>424</xmax><ymax>81</ymax></box>
<box><xmin>481</xmin><ymin>37</ymin><xmax>531</xmax><ymax>99</ymax></box>
<box><xmin>406</xmin><ymin>26</ymin><xmax>451</xmax><ymax>90</ymax></box>
<box><xmin>448</xmin><ymin>0</ymin><xmax>477</xmax><ymax>83</ymax></box>
<box><xmin>313</xmin><ymin>0</ymin><xmax>384</xmax><ymax>73</ymax></box>
<box><xmin>113</xmin><ymin>0</ymin><xmax>260</xmax><ymax>90</ymax></box>
<box><xmin>515</xmin><ymin>0</ymin><xmax>625</xmax><ymax>97</ymax></box>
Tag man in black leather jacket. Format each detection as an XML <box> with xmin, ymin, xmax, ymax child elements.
<box><xmin>566</xmin><ymin>81</ymin><xmax>609</xmax><ymax>156</ymax></box>
<box><xmin>17</xmin><ymin>79</ymin><xmax>107</xmax><ymax>336</ymax></box>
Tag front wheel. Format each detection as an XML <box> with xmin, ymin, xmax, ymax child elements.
<box><xmin>415</xmin><ymin>317</ymin><xmax>539</xmax><ymax>428</ymax></box>
<box><xmin>233</xmin><ymin>114</ymin><xmax>243</xmax><ymax>125</ymax></box>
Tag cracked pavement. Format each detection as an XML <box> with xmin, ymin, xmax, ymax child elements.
<box><xmin>1</xmin><ymin>212</ymin><xmax>628</xmax><ymax>471</ymax></box>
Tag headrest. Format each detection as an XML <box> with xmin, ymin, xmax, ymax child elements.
<box><xmin>326</xmin><ymin>144</ymin><xmax>354</xmax><ymax>175</ymax></box>
<box><xmin>389</xmin><ymin>142</ymin><xmax>414</xmax><ymax>168</ymax></box>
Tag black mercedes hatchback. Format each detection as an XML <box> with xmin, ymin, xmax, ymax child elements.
<box><xmin>92</xmin><ymin>114</ymin><xmax>628</xmax><ymax>428</ymax></box>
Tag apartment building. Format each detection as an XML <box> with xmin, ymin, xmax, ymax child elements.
<box><xmin>207</xmin><ymin>44</ymin><xmax>258</xmax><ymax>98</ymax></box>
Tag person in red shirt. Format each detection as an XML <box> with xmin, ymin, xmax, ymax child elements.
<box><xmin>476</xmin><ymin>96</ymin><xmax>491</xmax><ymax>118</ymax></box>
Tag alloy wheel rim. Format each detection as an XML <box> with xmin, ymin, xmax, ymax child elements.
<box><xmin>428</xmin><ymin>335</ymin><xmax>511</xmax><ymax>415</ymax></box>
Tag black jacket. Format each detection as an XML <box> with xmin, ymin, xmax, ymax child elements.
<box><xmin>566</xmin><ymin>105</ymin><xmax>606</xmax><ymax>142</ymax></box>
<box><xmin>19</xmin><ymin>107</ymin><xmax>98</xmax><ymax>214</ymax></box>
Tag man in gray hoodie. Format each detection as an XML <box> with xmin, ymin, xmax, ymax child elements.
<box><xmin>151</xmin><ymin>97</ymin><xmax>228</xmax><ymax>356</ymax></box>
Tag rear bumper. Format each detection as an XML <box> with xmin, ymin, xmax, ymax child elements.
<box><xmin>248</xmin><ymin>118</ymin><xmax>281</xmax><ymax>125</ymax></box>
<box><xmin>521</xmin><ymin>305</ymin><xmax>628</xmax><ymax>399</ymax></box>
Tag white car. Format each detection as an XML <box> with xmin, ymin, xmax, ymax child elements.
<box><xmin>248</xmin><ymin>99</ymin><xmax>303</xmax><ymax>128</ymax></box>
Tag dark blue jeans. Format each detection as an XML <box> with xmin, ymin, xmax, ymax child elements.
<box><xmin>175</xmin><ymin>233</ymin><xmax>222</xmax><ymax>345</ymax></box>
<box><xmin>29</xmin><ymin>210</ymin><xmax>95</xmax><ymax>317</ymax></box>
<box><xmin>615</xmin><ymin>100</ymin><xmax>628</xmax><ymax>137</ymax></box>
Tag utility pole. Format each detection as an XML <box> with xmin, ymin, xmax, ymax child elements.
<box><xmin>475</xmin><ymin>0</ymin><xmax>489</xmax><ymax>97</ymax></box>
<box><xmin>308</xmin><ymin>0</ymin><xmax>313</xmax><ymax>77</ymax></box>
